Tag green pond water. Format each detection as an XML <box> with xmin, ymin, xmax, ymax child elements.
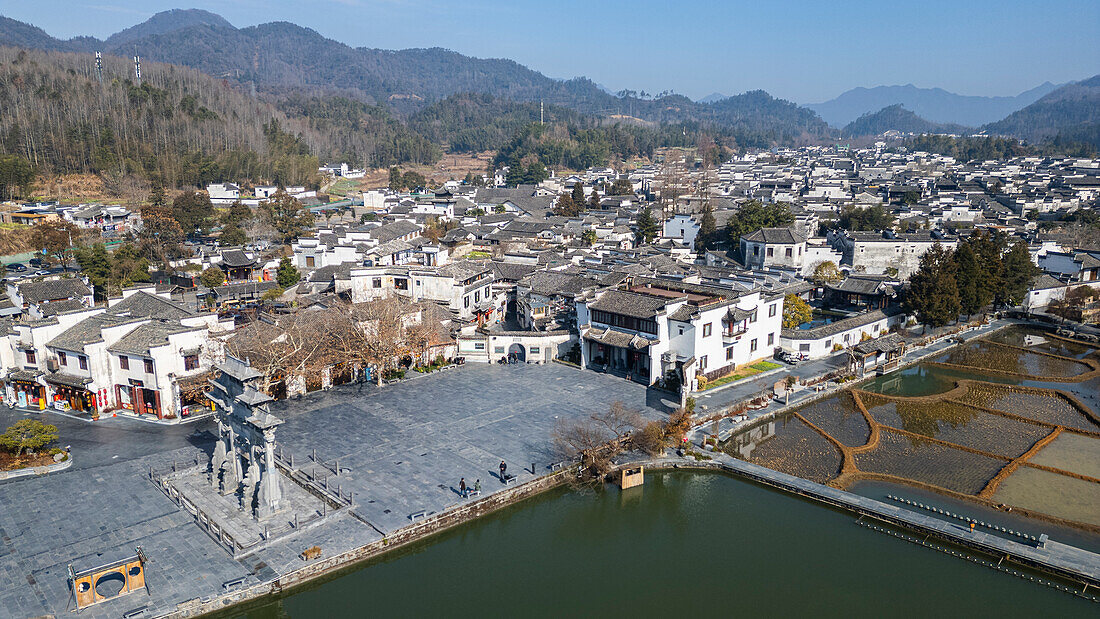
<box><xmin>226</xmin><ymin>472</ymin><xmax>1093</xmax><ymax>618</ymax></box>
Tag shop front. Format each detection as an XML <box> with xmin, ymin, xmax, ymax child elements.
<box><xmin>44</xmin><ymin>372</ymin><xmax>97</xmax><ymax>413</ymax></box>
<box><xmin>7</xmin><ymin>370</ymin><xmax>46</xmax><ymax>408</ymax></box>
<box><xmin>176</xmin><ymin>373</ymin><xmax>212</xmax><ymax>419</ymax></box>
<box><xmin>115</xmin><ymin>379</ymin><xmax>162</xmax><ymax>419</ymax></box>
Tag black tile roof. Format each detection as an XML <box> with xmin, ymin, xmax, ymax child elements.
<box><xmin>588</xmin><ymin>289</ymin><xmax>671</xmax><ymax>319</ymax></box>
<box><xmin>107</xmin><ymin>321</ymin><xmax>198</xmax><ymax>356</ymax></box>
<box><xmin>16</xmin><ymin>278</ymin><xmax>92</xmax><ymax>304</ymax></box>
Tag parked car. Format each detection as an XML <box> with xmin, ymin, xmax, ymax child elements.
<box><xmin>6</xmin><ymin>263</ymin><xmax>26</xmax><ymax>272</ymax></box>
<box><xmin>34</xmin><ymin>269</ymin><xmax>50</xmax><ymax>276</ymax></box>
<box><xmin>28</xmin><ymin>257</ymin><xmax>44</xmax><ymax>267</ymax></box>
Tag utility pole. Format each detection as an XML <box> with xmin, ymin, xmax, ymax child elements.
<box><xmin>540</xmin><ymin>99</ymin><xmax>544</xmax><ymax>125</ymax></box>
<box><xmin>133</xmin><ymin>55</ymin><xmax>141</xmax><ymax>85</ymax></box>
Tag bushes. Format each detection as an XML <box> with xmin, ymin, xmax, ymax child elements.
<box><xmin>633</xmin><ymin>422</ymin><xmax>667</xmax><ymax>456</ymax></box>
<box><xmin>0</xmin><ymin>420</ymin><xmax>58</xmax><ymax>457</ymax></box>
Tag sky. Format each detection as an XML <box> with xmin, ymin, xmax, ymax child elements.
<box><xmin>1</xmin><ymin>0</ymin><xmax>1098</xmax><ymax>104</ymax></box>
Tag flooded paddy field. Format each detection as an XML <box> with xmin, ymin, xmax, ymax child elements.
<box><xmin>985</xmin><ymin>328</ymin><xmax>1098</xmax><ymax>359</ymax></box>
<box><xmin>1028</xmin><ymin>433</ymin><xmax>1100</xmax><ymax>479</ymax></box>
<box><xmin>934</xmin><ymin>339</ymin><xmax>1093</xmax><ymax>378</ymax></box>
<box><xmin>993</xmin><ymin>469</ymin><xmax>1100</xmax><ymax>528</ymax></box>
<box><xmin>726</xmin><ymin>326</ymin><xmax>1100</xmax><ymax>536</ymax></box>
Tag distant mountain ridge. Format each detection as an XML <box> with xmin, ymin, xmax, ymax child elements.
<box><xmin>809</xmin><ymin>83</ymin><xmax>1060</xmax><ymax>128</ymax></box>
<box><xmin>0</xmin><ymin>10</ymin><xmax>1093</xmax><ymax>152</ymax></box>
<box><xmin>0</xmin><ymin>11</ymin><xmax>830</xmax><ymax>144</ymax></box>
<box><xmin>105</xmin><ymin>8</ymin><xmax>234</xmax><ymax>47</ymax></box>
<box><xmin>842</xmin><ymin>104</ymin><xmax>970</xmax><ymax>137</ymax></box>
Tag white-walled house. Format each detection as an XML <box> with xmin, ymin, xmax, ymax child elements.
<box><xmin>780</xmin><ymin>307</ymin><xmax>906</xmax><ymax>359</ymax></box>
<box><xmin>206</xmin><ymin>183</ymin><xmax>240</xmax><ymax>201</ymax></box>
<box><xmin>347</xmin><ymin>261</ymin><xmax>499</xmax><ymax>324</ymax></box>
<box><xmin>2</xmin><ymin>288</ymin><xmax>232</xmax><ymax>420</ymax></box>
<box><xmin>663</xmin><ymin>214</ymin><xmax>700</xmax><ymax>249</ymax></box>
<box><xmin>576</xmin><ymin>279</ymin><xmax>783</xmax><ymax>394</ymax></box>
<box><xmin>740</xmin><ymin>228</ymin><xmax>808</xmax><ymax>270</ymax></box>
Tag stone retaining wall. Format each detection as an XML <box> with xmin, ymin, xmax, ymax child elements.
<box><xmin>0</xmin><ymin>456</ymin><xmax>71</xmax><ymax>480</ymax></box>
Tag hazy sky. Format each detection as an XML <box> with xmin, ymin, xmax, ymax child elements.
<box><xmin>2</xmin><ymin>0</ymin><xmax>1098</xmax><ymax>103</ymax></box>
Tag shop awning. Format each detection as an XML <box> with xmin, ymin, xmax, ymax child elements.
<box><xmin>7</xmin><ymin>369</ymin><xmax>42</xmax><ymax>382</ymax></box>
<box><xmin>43</xmin><ymin>372</ymin><xmax>93</xmax><ymax>389</ymax></box>
<box><xmin>583</xmin><ymin>327</ymin><xmax>658</xmax><ymax>350</ymax></box>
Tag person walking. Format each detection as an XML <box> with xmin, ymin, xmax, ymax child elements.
<box><xmin>499</xmin><ymin>460</ymin><xmax>507</xmax><ymax>483</ymax></box>
<box><xmin>459</xmin><ymin>477</ymin><xmax>467</xmax><ymax>498</ymax></box>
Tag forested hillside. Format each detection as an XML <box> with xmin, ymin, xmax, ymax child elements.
<box><xmin>901</xmin><ymin>134</ymin><xmax>1094</xmax><ymax>160</ymax></box>
<box><xmin>0</xmin><ymin>46</ymin><xmax>439</xmax><ymax>189</ymax></box>
<box><xmin>842</xmin><ymin>104</ymin><xmax>969</xmax><ymax>137</ymax></box>
<box><xmin>408</xmin><ymin>93</ymin><xmax>585</xmax><ymax>153</ymax></box>
<box><xmin>984</xmin><ymin>76</ymin><xmax>1100</xmax><ymax>150</ymax></box>
<box><xmin>0</xmin><ymin>10</ymin><xmax>834</xmax><ymax>144</ymax></box>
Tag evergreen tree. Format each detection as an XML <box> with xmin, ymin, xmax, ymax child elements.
<box><xmin>148</xmin><ymin>178</ymin><xmax>168</xmax><ymax>209</ymax></box>
<box><xmin>696</xmin><ymin>203</ymin><xmax>717</xmax><ymax>254</ymax></box>
<box><xmin>200</xmin><ymin>266</ymin><xmax>226</xmax><ymax>288</ymax></box>
<box><xmin>635</xmin><ymin>207</ymin><xmax>660</xmax><ymax>244</ymax></box>
<box><xmin>0</xmin><ymin>154</ymin><xmax>34</xmax><ymax>199</ymax></box>
<box><xmin>262</xmin><ymin>191</ymin><xmax>314</xmax><ymax>242</ymax></box>
<box><xmin>953</xmin><ymin>241</ymin><xmax>983</xmax><ymax>318</ymax></box>
<box><xmin>972</xmin><ymin>230</ymin><xmax>1006</xmax><ymax>308</ymax></box>
<box><xmin>389</xmin><ymin>166</ymin><xmax>404</xmax><ymax>190</ymax></box>
<box><xmin>505</xmin><ymin>163</ymin><xmax>527</xmax><ymax>186</ymax></box>
<box><xmin>276</xmin><ymin>257</ymin><xmax>301</xmax><ymax>288</ymax></box>
<box><xmin>838</xmin><ymin>205</ymin><xmax>895</xmax><ymax>231</ymax></box>
<box><xmin>171</xmin><ymin>190</ymin><xmax>215</xmax><ymax>237</ymax></box>
<box><xmin>724</xmin><ymin>201</ymin><xmax>794</xmax><ymax>244</ymax></box>
<box><xmin>553</xmin><ymin>192</ymin><xmax>579</xmax><ymax>217</ymax></box>
<box><xmin>905</xmin><ymin>243</ymin><xmax>960</xmax><ymax>331</ymax></box>
<box><xmin>571</xmin><ymin>183</ymin><xmax>586</xmax><ymax>209</ymax></box>
<box><xmin>997</xmin><ymin>241</ymin><xmax>1040</xmax><ymax>307</ymax></box>
<box><xmin>219</xmin><ymin>224</ymin><xmax>247</xmax><ymax>246</ymax></box>
<box><xmin>588</xmin><ymin>190</ymin><xmax>601</xmax><ymax>210</ymax></box>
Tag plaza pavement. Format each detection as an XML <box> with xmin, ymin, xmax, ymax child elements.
<box><xmin>268</xmin><ymin>361</ymin><xmax>669</xmax><ymax>534</ymax></box>
<box><xmin>0</xmin><ymin>362</ymin><xmax>663</xmax><ymax>618</ymax></box>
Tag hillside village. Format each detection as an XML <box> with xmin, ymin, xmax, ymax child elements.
<box><xmin>0</xmin><ymin>143</ymin><xmax>1097</xmax><ymax>420</ymax></box>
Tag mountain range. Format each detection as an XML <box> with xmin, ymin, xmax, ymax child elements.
<box><xmin>0</xmin><ymin>8</ymin><xmax>1096</xmax><ymax>156</ymax></box>
<box><xmin>808</xmin><ymin>83</ymin><xmax>1061</xmax><ymax>128</ymax></box>
<box><xmin>0</xmin><ymin>10</ymin><xmax>830</xmax><ymax>143</ymax></box>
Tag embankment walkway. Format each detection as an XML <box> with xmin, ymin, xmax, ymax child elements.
<box><xmin>649</xmin><ymin>453</ymin><xmax>1100</xmax><ymax>589</ymax></box>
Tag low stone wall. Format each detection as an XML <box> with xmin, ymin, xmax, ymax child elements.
<box><xmin>0</xmin><ymin>456</ymin><xmax>71</xmax><ymax>481</ymax></box>
<box><xmin>161</xmin><ymin>467</ymin><xmax>574</xmax><ymax>618</ymax></box>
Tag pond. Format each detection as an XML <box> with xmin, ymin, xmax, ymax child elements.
<box><xmin>223</xmin><ymin>473</ymin><xmax>1093</xmax><ymax>618</ymax></box>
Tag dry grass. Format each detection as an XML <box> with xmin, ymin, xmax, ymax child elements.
<box><xmin>360</xmin><ymin>151</ymin><xmax>496</xmax><ymax>189</ymax></box>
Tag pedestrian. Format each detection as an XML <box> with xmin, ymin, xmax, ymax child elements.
<box><xmin>474</xmin><ymin>479</ymin><xmax>481</xmax><ymax>492</ymax></box>
<box><xmin>499</xmin><ymin>460</ymin><xmax>507</xmax><ymax>483</ymax></box>
<box><xmin>459</xmin><ymin>477</ymin><xmax>467</xmax><ymax>498</ymax></box>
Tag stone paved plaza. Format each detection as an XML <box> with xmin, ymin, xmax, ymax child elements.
<box><xmin>269</xmin><ymin>362</ymin><xmax>669</xmax><ymax>534</ymax></box>
<box><xmin>0</xmin><ymin>363</ymin><xmax>663</xmax><ymax>618</ymax></box>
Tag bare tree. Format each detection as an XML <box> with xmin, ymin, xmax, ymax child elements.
<box><xmin>334</xmin><ymin>296</ymin><xmax>432</xmax><ymax>385</ymax></box>
<box><xmin>226</xmin><ymin>310</ymin><xmax>333</xmax><ymax>393</ymax></box>
<box><xmin>552</xmin><ymin>401</ymin><xmax>644</xmax><ymax>480</ymax></box>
